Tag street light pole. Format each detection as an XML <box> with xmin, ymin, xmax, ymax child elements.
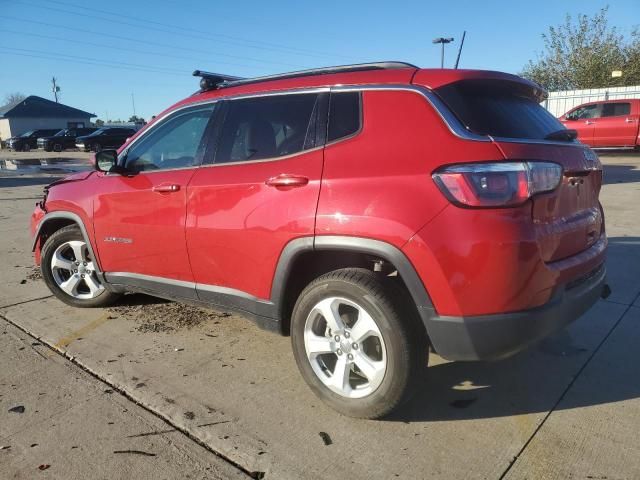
<box><xmin>432</xmin><ymin>37</ymin><xmax>454</xmax><ymax>68</ymax></box>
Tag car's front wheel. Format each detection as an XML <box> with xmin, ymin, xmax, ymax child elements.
<box><xmin>291</xmin><ymin>268</ymin><xmax>427</xmax><ymax>419</ymax></box>
<box><xmin>41</xmin><ymin>225</ymin><xmax>119</xmax><ymax>308</ymax></box>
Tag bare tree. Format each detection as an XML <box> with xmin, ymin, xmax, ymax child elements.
<box><xmin>3</xmin><ymin>92</ymin><xmax>27</xmax><ymax>105</ymax></box>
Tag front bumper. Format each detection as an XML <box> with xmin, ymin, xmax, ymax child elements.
<box><xmin>426</xmin><ymin>264</ymin><xmax>607</xmax><ymax>361</ymax></box>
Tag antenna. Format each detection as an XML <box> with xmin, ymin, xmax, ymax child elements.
<box><xmin>454</xmin><ymin>31</ymin><xmax>466</xmax><ymax>69</ymax></box>
<box><xmin>131</xmin><ymin>92</ymin><xmax>136</xmax><ymax>117</ymax></box>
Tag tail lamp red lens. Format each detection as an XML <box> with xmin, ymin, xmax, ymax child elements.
<box><xmin>432</xmin><ymin>162</ymin><xmax>562</xmax><ymax>208</ymax></box>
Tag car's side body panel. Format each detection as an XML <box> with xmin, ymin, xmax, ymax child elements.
<box><xmin>560</xmin><ymin>99</ymin><xmax>640</xmax><ymax>148</ymax></box>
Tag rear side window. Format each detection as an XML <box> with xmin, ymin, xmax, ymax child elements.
<box><xmin>436</xmin><ymin>80</ymin><xmax>565</xmax><ymax>140</ymax></box>
<box><xmin>215</xmin><ymin>93</ymin><xmax>319</xmax><ymax>163</ymax></box>
<box><xmin>602</xmin><ymin>102</ymin><xmax>631</xmax><ymax>117</ymax></box>
<box><xmin>328</xmin><ymin>92</ymin><xmax>361</xmax><ymax>142</ymax></box>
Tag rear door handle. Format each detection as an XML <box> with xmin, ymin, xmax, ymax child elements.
<box><xmin>584</xmin><ymin>120</ymin><xmax>595</xmax><ymax>125</ymax></box>
<box><xmin>265</xmin><ymin>174</ymin><xmax>309</xmax><ymax>188</ymax></box>
<box><xmin>152</xmin><ymin>184</ymin><xmax>180</xmax><ymax>193</ymax></box>
<box><xmin>625</xmin><ymin>118</ymin><xmax>636</xmax><ymax>123</ymax></box>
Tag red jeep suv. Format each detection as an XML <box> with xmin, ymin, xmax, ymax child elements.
<box><xmin>31</xmin><ymin>62</ymin><xmax>607</xmax><ymax>419</ymax></box>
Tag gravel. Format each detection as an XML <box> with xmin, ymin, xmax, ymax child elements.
<box><xmin>107</xmin><ymin>296</ymin><xmax>232</xmax><ymax>333</ymax></box>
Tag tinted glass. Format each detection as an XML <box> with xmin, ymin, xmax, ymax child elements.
<box><xmin>216</xmin><ymin>93</ymin><xmax>318</xmax><ymax>163</ymax></box>
<box><xmin>125</xmin><ymin>105</ymin><xmax>214</xmax><ymax>172</ymax></box>
<box><xmin>20</xmin><ymin>130</ymin><xmax>34</xmax><ymax>137</ymax></box>
<box><xmin>602</xmin><ymin>102</ymin><xmax>631</xmax><ymax>117</ymax></box>
<box><xmin>436</xmin><ymin>80</ymin><xmax>565</xmax><ymax>139</ymax></box>
<box><xmin>328</xmin><ymin>92</ymin><xmax>361</xmax><ymax>141</ymax></box>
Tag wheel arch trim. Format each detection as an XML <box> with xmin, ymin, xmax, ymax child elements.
<box><xmin>270</xmin><ymin>235</ymin><xmax>435</xmax><ymax>328</ymax></box>
<box><xmin>32</xmin><ymin>211</ymin><xmax>102</xmax><ymax>274</ymax></box>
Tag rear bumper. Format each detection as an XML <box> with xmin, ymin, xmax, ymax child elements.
<box><xmin>426</xmin><ymin>264</ymin><xmax>607</xmax><ymax>361</ymax></box>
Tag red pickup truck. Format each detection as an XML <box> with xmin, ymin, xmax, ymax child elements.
<box><xmin>560</xmin><ymin>99</ymin><xmax>640</xmax><ymax>149</ymax></box>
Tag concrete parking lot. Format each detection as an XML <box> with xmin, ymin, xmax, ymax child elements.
<box><xmin>1</xmin><ymin>152</ymin><xmax>639</xmax><ymax>479</ymax></box>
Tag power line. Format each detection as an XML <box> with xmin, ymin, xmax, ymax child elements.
<box><xmin>3</xmin><ymin>16</ymin><xmax>306</xmax><ymax>70</ymax></box>
<box><xmin>16</xmin><ymin>0</ymin><xmax>348</xmax><ymax>61</ymax></box>
<box><xmin>0</xmin><ymin>29</ymin><xmax>266</xmax><ymax>71</ymax></box>
<box><xmin>43</xmin><ymin>0</ymin><xmax>349</xmax><ymax>60</ymax></box>
<box><xmin>0</xmin><ymin>47</ymin><xmax>190</xmax><ymax>76</ymax></box>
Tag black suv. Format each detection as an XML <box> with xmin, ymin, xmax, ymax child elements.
<box><xmin>37</xmin><ymin>128</ymin><xmax>98</xmax><ymax>152</ymax></box>
<box><xmin>75</xmin><ymin>127</ymin><xmax>137</xmax><ymax>152</ymax></box>
<box><xmin>8</xmin><ymin>129</ymin><xmax>61</xmax><ymax>151</ymax></box>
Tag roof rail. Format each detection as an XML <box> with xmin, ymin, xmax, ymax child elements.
<box><xmin>194</xmin><ymin>62</ymin><xmax>418</xmax><ymax>92</ymax></box>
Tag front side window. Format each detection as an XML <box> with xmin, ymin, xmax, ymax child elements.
<box><xmin>567</xmin><ymin>104</ymin><xmax>601</xmax><ymax>120</ymax></box>
<box><xmin>602</xmin><ymin>102</ymin><xmax>631</xmax><ymax>117</ymax></box>
<box><xmin>215</xmin><ymin>93</ymin><xmax>319</xmax><ymax>163</ymax></box>
<box><xmin>125</xmin><ymin>105</ymin><xmax>214</xmax><ymax>172</ymax></box>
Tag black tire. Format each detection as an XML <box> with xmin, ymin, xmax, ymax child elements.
<box><xmin>291</xmin><ymin>268</ymin><xmax>427</xmax><ymax>419</ymax></box>
<box><xmin>22</xmin><ymin>144</ymin><xmax>30</xmax><ymax>152</ymax></box>
<box><xmin>41</xmin><ymin>225</ymin><xmax>120</xmax><ymax>308</ymax></box>
<box><xmin>53</xmin><ymin>143</ymin><xmax>63</xmax><ymax>152</ymax></box>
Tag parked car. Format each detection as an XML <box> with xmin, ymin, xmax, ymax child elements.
<box><xmin>37</xmin><ymin>128</ymin><xmax>98</xmax><ymax>152</ymax></box>
<box><xmin>8</xmin><ymin>129</ymin><xmax>61</xmax><ymax>151</ymax></box>
<box><xmin>560</xmin><ymin>99</ymin><xmax>640</xmax><ymax>149</ymax></box>
<box><xmin>75</xmin><ymin>127</ymin><xmax>137</xmax><ymax>152</ymax></box>
<box><xmin>31</xmin><ymin>62</ymin><xmax>608</xmax><ymax>419</ymax></box>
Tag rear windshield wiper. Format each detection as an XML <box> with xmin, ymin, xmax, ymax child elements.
<box><xmin>544</xmin><ymin>129</ymin><xmax>577</xmax><ymax>141</ymax></box>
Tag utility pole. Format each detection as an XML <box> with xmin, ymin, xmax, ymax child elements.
<box><xmin>454</xmin><ymin>31</ymin><xmax>466</xmax><ymax>69</ymax></box>
<box><xmin>432</xmin><ymin>37</ymin><xmax>454</xmax><ymax>68</ymax></box>
<box><xmin>51</xmin><ymin>77</ymin><xmax>60</xmax><ymax>103</ymax></box>
<box><xmin>131</xmin><ymin>92</ymin><xmax>137</xmax><ymax>118</ymax></box>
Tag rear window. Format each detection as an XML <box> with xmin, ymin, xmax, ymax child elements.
<box><xmin>435</xmin><ymin>80</ymin><xmax>564</xmax><ymax>140</ymax></box>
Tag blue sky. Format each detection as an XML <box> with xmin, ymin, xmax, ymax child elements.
<box><xmin>0</xmin><ymin>0</ymin><xmax>638</xmax><ymax>121</ymax></box>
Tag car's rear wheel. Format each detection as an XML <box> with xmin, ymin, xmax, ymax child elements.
<box><xmin>291</xmin><ymin>268</ymin><xmax>427</xmax><ymax>419</ymax></box>
<box><xmin>53</xmin><ymin>143</ymin><xmax>63</xmax><ymax>152</ymax></box>
<box><xmin>41</xmin><ymin>225</ymin><xmax>119</xmax><ymax>308</ymax></box>
<box><xmin>22</xmin><ymin>144</ymin><xmax>30</xmax><ymax>152</ymax></box>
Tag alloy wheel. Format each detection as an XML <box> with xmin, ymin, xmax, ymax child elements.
<box><xmin>50</xmin><ymin>240</ymin><xmax>104</xmax><ymax>299</ymax></box>
<box><xmin>303</xmin><ymin>296</ymin><xmax>387</xmax><ymax>399</ymax></box>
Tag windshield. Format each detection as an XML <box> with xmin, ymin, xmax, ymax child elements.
<box><xmin>53</xmin><ymin>130</ymin><xmax>67</xmax><ymax>137</ymax></box>
<box><xmin>435</xmin><ymin>80</ymin><xmax>565</xmax><ymax>140</ymax></box>
<box><xmin>20</xmin><ymin>130</ymin><xmax>34</xmax><ymax>137</ymax></box>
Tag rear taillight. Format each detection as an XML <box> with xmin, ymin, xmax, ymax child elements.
<box><xmin>432</xmin><ymin>161</ymin><xmax>562</xmax><ymax>208</ymax></box>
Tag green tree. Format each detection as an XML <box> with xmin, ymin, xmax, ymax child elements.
<box><xmin>94</xmin><ymin>119</ymin><xmax>105</xmax><ymax>127</ymax></box>
<box><xmin>522</xmin><ymin>7</ymin><xmax>640</xmax><ymax>90</ymax></box>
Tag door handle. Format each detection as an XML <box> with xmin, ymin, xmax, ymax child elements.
<box><xmin>584</xmin><ymin>120</ymin><xmax>595</xmax><ymax>125</ymax></box>
<box><xmin>625</xmin><ymin>118</ymin><xmax>636</xmax><ymax>123</ymax></box>
<box><xmin>265</xmin><ymin>174</ymin><xmax>309</xmax><ymax>188</ymax></box>
<box><xmin>152</xmin><ymin>184</ymin><xmax>180</xmax><ymax>193</ymax></box>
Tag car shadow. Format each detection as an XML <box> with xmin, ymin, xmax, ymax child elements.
<box><xmin>388</xmin><ymin>235</ymin><xmax>640</xmax><ymax>422</ymax></box>
<box><xmin>110</xmin><ymin>292</ymin><xmax>170</xmax><ymax>307</ymax></box>
<box><xmin>602</xmin><ymin>164</ymin><xmax>640</xmax><ymax>185</ymax></box>
<box><xmin>0</xmin><ymin>176</ymin><xmax>61</xmax><ymax>188</ymax></box>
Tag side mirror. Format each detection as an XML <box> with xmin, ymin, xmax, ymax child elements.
<box><xmin>94</xmin><ymin>149</ymin><xmax>119</xmax><ymax>172</ymax></box>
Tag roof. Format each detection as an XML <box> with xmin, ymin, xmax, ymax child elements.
<box><xmin>157</xmin><ymin>63</ymin><xmax>545</xmax><ymax>124</ymax></box>
<box><xmin>0</xmin><ymin>96</ymin><xmax>95</xmax><ymax>119</ymax></box>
